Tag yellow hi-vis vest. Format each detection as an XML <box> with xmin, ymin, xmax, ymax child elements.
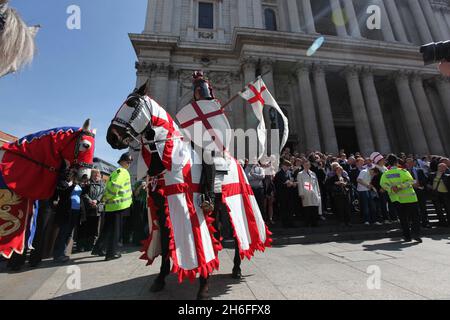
<box><xmin>380</xmin><ymin>167</ymin><xmax>418</xmax><ymax>204</ymax></box>
<box><xmin>103</xmin><ymin>167</ymin><xmax>132</xmax><ymax>212</ymax></box>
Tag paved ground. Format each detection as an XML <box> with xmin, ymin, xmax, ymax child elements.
<box><xmin>2</xmin><ymin>234</ymin><xmax>450</xmax><ymax>300</ymax></box>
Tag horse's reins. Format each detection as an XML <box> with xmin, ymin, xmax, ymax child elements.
<box><xmin>2</xmin><ymin>148</ymin><xmax>58</xmax><ymax>172</ymax></box>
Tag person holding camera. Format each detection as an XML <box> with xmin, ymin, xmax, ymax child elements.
<box><xmin>326</xmin><ymin>165</ymin><xmax>352</xmax><ymax>226</ymax></box>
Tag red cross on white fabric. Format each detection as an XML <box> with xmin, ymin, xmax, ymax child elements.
<box><xmin>221</xmin><ymin>159</ymin><xmax>261</xmax><ymax>250</ymax></box>
<box><xmin>160</xmin><ymin>162</ymin><xmax>209</xmax><ymax>279</ymax></box>
<box><xmin>179</xmin><ymin>101</ymin><xmax>226</xmax><ymax>152</ymax></box>
<box><xmin>247</xmin><ymin>84</ymin><xmax>267</xmax><ymax>106</ymax></box>
<box><xmin>304</xmin><ymin>182</ymin><xmax>312</xmax><ymax>191</ymax></box>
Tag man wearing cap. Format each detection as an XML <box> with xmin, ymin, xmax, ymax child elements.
<box><xmin>381</xmin><ymin>154</ymin><xmax>422</xmax><ymax>243</ymax></box>
<box><xmin>101</xmin><ymin>152</ymin><xmax>133</xmax><ymax>260</ymax></box>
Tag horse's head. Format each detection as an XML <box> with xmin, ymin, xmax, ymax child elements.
<box><xmin>107</xmin><ymin>82</ymin><xmax>152</xmax><ymax>150</ymax></box>
<box><xmin>61</xmin><ymin>119</ymin><xmax>96</xmax><ymax>179</ymax></box>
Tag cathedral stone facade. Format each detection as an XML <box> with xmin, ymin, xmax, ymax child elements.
<box><xmin>130</xmin><ymin>0</ymin><xmax>450</xmax><ymax>156</ymax></box>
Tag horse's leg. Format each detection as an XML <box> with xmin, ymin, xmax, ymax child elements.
<box><xmin>232</xmin><ymin>238</ymin><xmax>242</xmax><ymax>279</ymax></box>
<box><xmin>197</xmin><ymin>275</ymin><xmax>210</xmax><ymax>300</ymax></box>
<box><xmin>150</xmin><ymin>192</ymin><xmax>170</xmax><ymax>292</ymax></box>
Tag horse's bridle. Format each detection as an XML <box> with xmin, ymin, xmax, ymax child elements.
<box><xmin>2</xmin><ymin>131</ymin><xmax>95</xmax><ymax>173</ymax></box>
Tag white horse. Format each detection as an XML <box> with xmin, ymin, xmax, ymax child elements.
<box><xmin>0</xmin><ymin>0</ymin><xmax>39</xmax><ymax>77</ymax></box>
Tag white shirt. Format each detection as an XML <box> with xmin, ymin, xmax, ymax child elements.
<box><xmin>357</xmin><ymin>169</ymin><xmax>372</xmax><ymax>192</ymax></box>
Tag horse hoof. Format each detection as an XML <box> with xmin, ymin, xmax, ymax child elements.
<box><xmin>197</xmin><ymin>292</ymin><xmax>211</xmax><ymax>300</ymax></box>
<box><xmin>232</xmin><ymin>268</ymin><xmax>242</xmax><ymax>279</ymax></box>
<box><xmin>150</xmin><ymin>279</ymin><xmax>166</xmax><ymax>293</ymax></box>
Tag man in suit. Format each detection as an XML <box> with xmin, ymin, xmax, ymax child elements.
<box><xmin>405</xmin><ymin>158</ymin><xmax>431</xmax><ymax>228</ymax></box>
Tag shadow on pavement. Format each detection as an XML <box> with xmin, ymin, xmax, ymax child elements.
<box><xmin>53</xmin><ymin>273</ymin><xmax>244</xmax><ymax>300</ymax></box>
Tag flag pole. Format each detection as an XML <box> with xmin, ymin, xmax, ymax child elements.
<box><xmin>220</xmin><ymin>71</ymin><xmax>271</xmax><ymax>110</ymax></box>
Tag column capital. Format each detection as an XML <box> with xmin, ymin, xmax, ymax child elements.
<box><xmin>240</xmin><ymin>56</ymin><xmax>257</xmax><ymax>67</ymax></box>
<box><xmin>295</xmin><ymin>61</ymin><xmax>313</xmax><ymax>75</ymax></box>
<box><xmin>240</xmin><ymin>56</ymin><xmax>257</xmax><ymax>73</ymax></box>
<box><xmin>360</xmin><ymin>66</ymin><xmax>375</xmax><ymax>78</ymax></box>
<box><xmin>392</xmin><ymin>69</ymin><xmax>413</xmax><ymax>82</ymax></box>
<box><xmin>312</xmin><ymin>62</ymin><xmax>329</xmax><ymax>74</ymax></box>
<box><xmin>436</xmin><ymin>74</ymin><xmax>450</xmax><ymax>83</ymax></box>
<box><xmin>343</xmin><ymin>65</ymin><xmax>362</xmax><ymax>78</ymax></box>
<box><xmin>410</xmin><ymin>71</ymin><xmax>427</xmax><ymax>83</ymax></box>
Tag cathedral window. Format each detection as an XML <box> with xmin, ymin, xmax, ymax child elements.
<box><xmin>264</xmin><ymin>8</ymin><xmax>277</xmax><ymax>31</ymax></box>
<box><xmin>198</xmin><ymin>2</ymin><xmax>214</xmax><ymax>29</ymax></box>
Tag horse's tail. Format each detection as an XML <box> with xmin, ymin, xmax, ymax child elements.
<box><xmin>0</xmin><ymin>6</ymin><xmax>38</xmax><ymax>77</ymax></box>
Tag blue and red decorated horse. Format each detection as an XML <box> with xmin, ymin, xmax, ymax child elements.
<box><xmin>0</xmin><ymin>120</ymin><xmax>96</xmax><ymax>259</ymax></box>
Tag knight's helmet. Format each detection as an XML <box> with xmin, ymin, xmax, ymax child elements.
<box><xmin>192</xmin><ymin>70</ymin><xmax>215</xmax><ymax>101</ymax></box>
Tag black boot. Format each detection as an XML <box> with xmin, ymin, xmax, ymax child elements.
<box><xmin>197</xmin><ymin>276</ymin><xmax>210</xmax><ymax>300</ymax></box>
<box><xmin>150</xmin><ymin>275</ymin><xmax>166</xmax><ymax>293</ymax></box>
<box><xmin>232</xmin><ymin>267</ymin><xmax>242</xmax><ymax>279</ymax></box>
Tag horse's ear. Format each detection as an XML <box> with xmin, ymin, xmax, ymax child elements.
<box><xmin>92</xmin><ymin>128</ymin><xmax>97</xmax><ymax>136</ymax></box>
<box><xmin>134</xmin><ymin>79</ymin><xmax>150</xmax><ymax>96</ymax></box>
<box><xmin>82</xmin><ymin>119</ymin><xmax>91</xmax><ymax>132</ymax></box>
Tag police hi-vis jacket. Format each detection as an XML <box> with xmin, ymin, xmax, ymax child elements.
<box><xmin>103</xmin><ymin>167</ymin><xmax>132</xmax><ymax>212</ymax></box>
<box><xmin>380</xmin><ymin>167</ymin><xmax>418</xmax><ymax>204</ymax></box>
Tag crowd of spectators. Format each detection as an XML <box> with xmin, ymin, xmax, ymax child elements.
<box><xmin>243</xmin><ymin>149</ymin><xmax>450</xmax><ymax>229</ymax></box>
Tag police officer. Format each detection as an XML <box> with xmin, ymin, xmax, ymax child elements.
<box><xmin>380</xmin><ymin>154</ymin><xmax>422</xmax><ymax>243</ymax></box>
<box><xmin>101</xmin><ymin>152</ymin><xmax>133</xmax><ymax>260</ymax></box>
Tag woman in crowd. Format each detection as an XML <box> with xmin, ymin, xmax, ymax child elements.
<box><xmin>78</xmin><ymin>169</ymin><xmax>105</xmax><ymax>252</ymax></box>
<box><xmin>326</xmin><ymin>165</ymin><xmax>352</xmax><ymax>226</ymax></box>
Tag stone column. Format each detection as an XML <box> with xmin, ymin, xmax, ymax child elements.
<box><xmin>287</xmin><ymin>0</ymin><xmax>302</xmax><ymax>33</ymax></box>
<box><xmin>144</xmin><ymin>0</ymin><xmax>157</xmax><ymax>32</ymax></box>
<box><xmin>161</xmin><ymin>0</ymin><xmax>174</xmax><ymax>33</ymax></box>
<box><xmin>329</xmin><ymin>0</ymin><xmax>348</xmax><ymax>37</ymax></box>
<box><xmin>373</xmin><ymin>0</ymin><xmax>395</xmax><ymax>42</ymax></box>
<box><xmin>436</xmin><ymin>8</ymin><xmax>450</xmax><ymax>40</ymax></box>
<box><xmin>296</xmin><ymin>62</ymin><xmax>321</xmax><ymax>151</ymax></box>
<box><xmin>410</xmin><ymin>73</ymin><xmax>446</xmax><ymax>155</ymax></box>
<box><xmin>342</xmin><ymin>0</ymin><xmax>362</xmax><ymax>38</ymax></box>
<box><xmin>187</xmin><ymin>0</ymin><xmax>195</xmax><ymax>39</ymax></box>
<box><xmin>419</xmin><ymin>0</ymin><xmax>445</xmax><ymax>41</ymax></box>
<box><xmin>301</xmin><ymin>0</ymin><xmax>317</xmax><ymax>34</ymax></box>
<box><xmin>425</xmin><ymin>84</ymin><xmax>450</xmax><ymax>155</ymax></box>
<box><xmin>312</xmin><ymin>63</ymin><xmax>338</xmax><ymax>154</ymax></box>
<box><xmin>238</xmin><ymin>0</ymin><xmax>249</xmax><ymax>27</ymax></box>
<box><xmin>435</xmin><ymin>76</ymin><xmax>450</xmax><ymax>129</ymax></box>
<box><xmin>261</xmin><ymin>59</ymin><xmax>275</xmax><ymax>129</ymax></box>
<box><xmin>150</xmin><ymin>63</ymin><xmax>170</xmax><ymax>107</ymax></box>
<box><xmin>167</xmin><ymin>69</ymin><xmax>180</xmax><ymax>116</ymax></box>
<box><xmin>218</xmin><ymin>0</ymin><xmax>225</xmax><ymax>41</ymax></box>
<box><xmin>407</xmin><ymin>0</ymin><xmax>433</xmax><ymax>43</ymax></box>
<box><xmin>252</xmin><ymin>0</ymin><xmax>263</xmax><ymax>28</ymax></box>
<box><xmin>241</xmin><ymin>57</ymin><xmax>257</xmax><ymax>130</ymax></box>
<box><xmin>344</xmin><ymin>66</ymin><xmax>375</xmax><ymax>156</ymax></box>
<box><xmin>360</xmin><ymin>68</ymin><xmax>391</xmax><ymax>154</ymax></box>
<box><xmin>383</xmin><ymin>0</ymin><xmax>409</xmax><ymax>43</ymax></box>
<box><xmin>394</xmin><ymin>71</ymin><xmax>429</xmax><ymax>155</ymax></box>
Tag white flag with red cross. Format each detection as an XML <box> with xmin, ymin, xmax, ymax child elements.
<box><xmin>239</xmin><ymin>77</ymin><xmax>289</xmax><ymax>157</ymax></box>
<box><xmin>221</xmin><ymin>157</ymin><xmax>272</xmax><ymax>258</ymax></box>
<box><xmin>176</xmin><ymin>99</ymin><xmax>232</xmax><ymax>153</ymax></box>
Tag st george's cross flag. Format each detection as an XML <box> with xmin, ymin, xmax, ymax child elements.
<box><xmin>239</xmin><ymin>77</ymin><xmax>289</xmax><ymax>158</ymax></box>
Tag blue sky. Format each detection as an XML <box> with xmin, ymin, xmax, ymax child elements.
<box><xmin>0</xmin><ymin>0</ymin><xmax>147</xmax><ymax>164</ymax></box>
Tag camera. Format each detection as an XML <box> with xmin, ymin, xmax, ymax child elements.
<box><xmin>420</xmin><ymin>40</ymin><xmax>450</xmax><ymax>65</ymax></box>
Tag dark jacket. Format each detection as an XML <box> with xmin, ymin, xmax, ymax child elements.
<box><xmin>274</xmin><ymin>169</ymin><xmax>291</xmax><ymax>200</ymax></box>
<box><xmin>326</xmin><ymin>174</ymin><xmax>351</xmax><ymax>197</ymax></box>
<box><xmin>82</xmin><ymin>181</ymin><xmax>105</xmax><ymax>217</ymax></box>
